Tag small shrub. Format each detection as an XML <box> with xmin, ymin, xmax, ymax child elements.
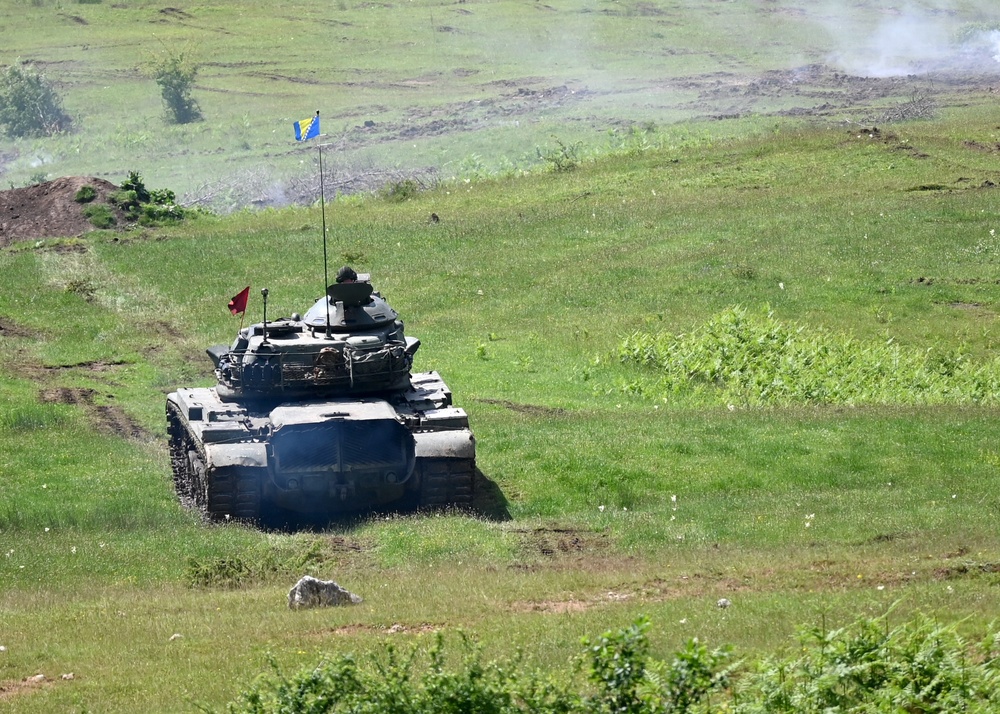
<box><xmin>381</xmin><ymin>178</ymin><xmax>420</xmax><ymax>202</ymax></box>
<box><xmin>64</xmin><ymin>278</ymin><xmax>96</xmax><ymax>300</ymax></box>
<box><xmin>0</xmin><ymin>62</ymin><xmax>73</xmax><ymax>138</ymax></box>
<box><xmin>150</xmin><ymin>51</ymin><xmax>202</xmax><ymax>124</ymax></box>
<box><xmin>74</xmin><ymin>185</ymin><xmax>97</xmax><ymax>203</ymax></box>
<box><xmin>82</xmin><ymin>204</ymin><xmax>116</xmax><ymax>229</ymax></box>
<box><xmin>732</xmin><ymin>615</ymin><xmax>1000</xmax><ymax>713</ymax></box>
<box><xmin>119</xmin><ymin>170</ymin><xmax>150</xmax><ymax>203</ymax></box>
<box><xmin>186</xmin><ymin>539</ymin><xmax>327</xmax><ymax>589</ymax></box>
<box><xmin>109</xmin><ymin>171</ymin><xmax>188</xmax><ymax>224</ymax></box>
<box><xmin>537</xmin><ymin>136</ymin><xmax>582</xmax><ymax>172</ymax></box>
<box><xmin>223</xmin><ymin>616</ymin><xmax>1000</xmax><ymax>713</ymax></box>
<box><xmin>185</xmin><ymin>556</ymin><xmax>254</xmax><ymax>589</ymax></box>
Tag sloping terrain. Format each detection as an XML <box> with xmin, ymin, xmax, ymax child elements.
<box><xmin>0</xmin><ymin>176</ymin><xmax>126</xmax><ymax>245</ymax></box>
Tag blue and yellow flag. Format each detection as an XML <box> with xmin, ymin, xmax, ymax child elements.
<box><xmin>294</xmin><ymin>114</ymin><xmax>320</xmax><ymax>142</ymax></box>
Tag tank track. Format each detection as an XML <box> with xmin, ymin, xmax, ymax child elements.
<box><xmin>418</xmin><ymin>458</ymin><xmax>475</xmax><ymax>510</ymax></box>
<box><xmin>166</xmin><ymin>402</ymin><xmax>262</xmax><ymax>523</ymax></box>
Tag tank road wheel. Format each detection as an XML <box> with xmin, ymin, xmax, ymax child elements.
<box><xmin>418</xmin><ymin>458</ymin><xmax>475</xmax><ymax>510</ymax></box>
<box><xmin>206</xmin><ymin>468</ymin><xmax>262</xmax><ymax>524</ymax></box>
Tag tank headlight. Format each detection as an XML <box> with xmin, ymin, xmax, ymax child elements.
<box><xmin>385</xmin><ymin>472</ymin><xmax>397</xmax><ymax>484</ymax></box>
<box><xmin>287</xmin><ymin>478</ymin><xmax>299</xmax><ymax>490</ymax></box>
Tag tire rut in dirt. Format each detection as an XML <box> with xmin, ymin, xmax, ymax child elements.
<box><xmin>41</xmin><ymin>387</ymin><xmax>150</xmax><ymax>440</ymax></box>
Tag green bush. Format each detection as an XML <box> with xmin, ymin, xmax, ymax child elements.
<box><xmin>151</xmin><ymin>52</ymin><xmax>202</xmax><ymax>124</ymax></box>
<box><xmin>537</xmin><ymin>136</ymin><xmax>583</xmax><ymax>172</ymax></box>
<box><xmin>109</xmin><ymin>171</ymin><xmax>187</xmax><ymax>224</ymax></box>
<box><xmin>224</xmin><ymin>616</ymin><xmax>1000</xmax><ymax>714</ymax></box>
<box><xmin>380</xmin><ymin>178</ymin><xmax>421</xmax><ymax>202</ymax></box>
<box><xmin>225</xmin><ymin>618</ymin><xmax>731</xmax><ymax>714</ymax></box>
<box><xmin>0</xmin><ymin>62</ymin><xmax>72</xmax><ymax>138</ymax></box>
<box><xmin>732</xmin><ymin>615</ymin><xmax>1000</xmax><ymax>713</ymax></box>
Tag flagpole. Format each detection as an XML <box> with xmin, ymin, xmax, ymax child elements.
<box><xmin>317</xmin><ymin>111</ymin><xmax>332</xmax><ymax>337</ymax></box>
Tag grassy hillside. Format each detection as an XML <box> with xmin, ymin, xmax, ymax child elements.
<box><xmin>3</xmin><ymin>100</ymin><xmax>1000</xmax><ymax>709</ymax></box>
<box><xmin>4</xmin><ymin>0</ymin><xmax>1000</xmax><ymax>709</ymax></box>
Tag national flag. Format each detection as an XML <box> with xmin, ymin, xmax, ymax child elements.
<box><xmin>293</xmin><ymin>113</ymin><xmax>320</xmax><ymax>142</ymax></box>
<box><xmin>228</xmin><ymin>286</ymin><xmax>250</xmax><ymax>315</ymax></box>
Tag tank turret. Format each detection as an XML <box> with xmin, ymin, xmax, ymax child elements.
<box><xmin>210</xmin><ymin>276</ymin><xmax>419</xmax><ymax>401</ymax></box>
<box><xmin>166</xmin><ymin>272</ymin><xmax>474</xmax><ymax>524</ymax></box>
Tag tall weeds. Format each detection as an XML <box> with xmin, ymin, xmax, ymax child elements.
<box><xmin>618</xmin><ymin>307</ymin><xmax>1000</xmax><ymax>406</ymax></box>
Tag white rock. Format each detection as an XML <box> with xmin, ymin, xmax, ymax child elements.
<box><xmin>288</xmin><ymin>575</ymin><xmax>363</xmax><ymax>610</ymax></box>
<box><xmin>717</xmin><ymin>598</ymin><xmax>732</xmax><ymax>609</ymax></box>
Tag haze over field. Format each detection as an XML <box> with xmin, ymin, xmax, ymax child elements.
<box><xmin>0</xmin><ymin>0</ymin><xmax>999</xmax><ymax>208</ymax></box>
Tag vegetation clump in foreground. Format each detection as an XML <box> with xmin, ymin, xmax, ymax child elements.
<box><xmin>225</xmin><ymin>615</ymin><xmax>1000</xmax><ymax>713</ymax></box>
<box><xmin>110</xmin><ymin>170</ymin><xmax>189</xmax><ymax>225</ymax></box>
<box><xmin>618</xmin><ymin>307</ymin><xmax>1000</xmax><ymax>407</ymax></box>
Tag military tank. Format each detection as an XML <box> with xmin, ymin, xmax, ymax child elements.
<box><xmin>166</xmin><ymin>272</ymin><xmax>474</xmax><ymax>523</ymax></box>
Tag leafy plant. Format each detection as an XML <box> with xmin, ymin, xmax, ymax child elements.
<box><xmin>732</xmin><ymin>615</ymin><xmax>1000</xmax><ymax>713</ymax></box>
<box><xmin>150</xmin><ymin>50</ymin><xmax>202</xmax><ymax>124</ymax></box>
<box><xmin>582</xmin><ymin>617</ymin><xmax>652</xmax><ymax>714</ymax></box>
<box><xmin>618</xmin><ymin>306</ymin><xmax>1000</xmax><ymax>406</ymax></box>
<box><xmin>226</xmin><ymin>618</ymin><xmax>731</xmax><ymax>714</ymax></box>
<box><xmin>226</xmin><ymin>631</ymin><xmax>569</xmax><ymax>714</ymax></box>
<box><xmin>109</xmin><ymin>170</ymin><xmax>188</xmax><ymax>224</ymax></box>
<box><xmin>0</xmin><ymin>61</ymin><xmax>72</xmax><ymax>138</ymax></box>
<box><xmin>381</xmin><ymin>178</ymin><xmax>421</xmax><ymax>202</ymax></box>
<box><xmin>537</xmin><ymin>136</ymin><xmax>583</xmax><ymax>172</ymax></box>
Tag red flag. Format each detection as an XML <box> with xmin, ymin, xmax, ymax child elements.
<box><xmin>228</xmin><ymin>286</ymin><xmax>250</xmax><ymax>315</ymax></box>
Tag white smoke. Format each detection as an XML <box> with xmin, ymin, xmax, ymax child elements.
<box><xmin>819</xmin><ymin>2</ymin><xmax>1000</xmax><ymax>77</ymax></box>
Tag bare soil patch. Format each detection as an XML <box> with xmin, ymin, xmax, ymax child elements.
<box><xmin>477</xmin><ymin>398</ymin><xmax>567</xmax><ymax>417</ymax></box>
<box><xmin>0</xmin><ymin>317</ymin><xmax>39</xmax><ymax>339</ymax></box>
<box><xmin>39</xmin><ymin>386</ymin><xmax>151</xmax><ymax>440</ymax></box>
<box><xmin>514</xmin><ymin>526</ymin><xmax>609</xmax><ymax>557</ymax></box>
<box><xmin>0</xmin><ymin>674</ymin><xmax>61</xmax><ymax>701</ymax></box>
<box><xmin>0</xmin><ymin>176</ymin><xmax>128</xmax><ymax>246</ymax></box>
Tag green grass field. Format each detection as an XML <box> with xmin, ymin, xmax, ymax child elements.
<box><xmin>4</xmin><ymin>0</ymin><xmax>1000</xmax><ymax>711</ymax></box>
<box><xmin>4</xmin><ymin>105</ymin><xmax>1000</xmax><ymax>709</ymax></box>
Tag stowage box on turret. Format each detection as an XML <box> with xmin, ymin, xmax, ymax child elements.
<box><xmin>166</xmin><ymin>275</ymin><xmax>474</xmax><ymax>522</ymax></box>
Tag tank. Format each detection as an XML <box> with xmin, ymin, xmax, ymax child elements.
<box><xmin>166</xmin><ymin>274</ymin><xmax>475</xmax><ymax>523</ymax></box>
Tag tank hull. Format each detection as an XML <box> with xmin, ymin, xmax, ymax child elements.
<box><xmin>166</xmin><ymin>371</ymin><xmax>475</xmax><ymax>521</ymax></box>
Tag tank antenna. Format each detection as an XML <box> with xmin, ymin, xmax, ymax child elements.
<box><xmin>260</xmin><ymin>287</ymin><xmax>270</xmax><ymax>344</ymax></box>
<box><xmin>316</xmin><ymin>111</ymin><xmax>333</xmax><ymax>338</ymax></box>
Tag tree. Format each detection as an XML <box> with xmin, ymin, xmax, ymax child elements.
<box><xmin>152</xmin><ymin>52</ymin><xmax>202</xmax><ymax>124</ymax></box>
<box><xmin>0</xmin><ymin>62</ymin><xmax>73</xmax><ymax>138</ymax></box>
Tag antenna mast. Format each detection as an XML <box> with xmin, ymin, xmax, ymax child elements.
<box><xmin>316</xmin><ymin>110</ymin><xmax>332</xmax><ymax>337</ymax></box>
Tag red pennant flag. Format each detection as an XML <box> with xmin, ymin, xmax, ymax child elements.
<box><xmin>228</xmin><ymin>286</ymin><xmax>250</xmax><ymax>316</ymax></box>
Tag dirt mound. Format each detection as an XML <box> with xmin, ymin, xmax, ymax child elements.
<box><xmin>0</xmin><ymin>176</ymin><xmax>128</xmax><ymax>246</ymax></box>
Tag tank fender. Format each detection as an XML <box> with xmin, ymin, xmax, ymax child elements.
<box><xmin>413</xmin><ymin>429</ymin><xmax>475</xmax><ymax>460</ymax></box>
<box><xmin>204</xmin><ymin>442</ymin><xmax>269</xmax><ymax>469</ymax></box>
